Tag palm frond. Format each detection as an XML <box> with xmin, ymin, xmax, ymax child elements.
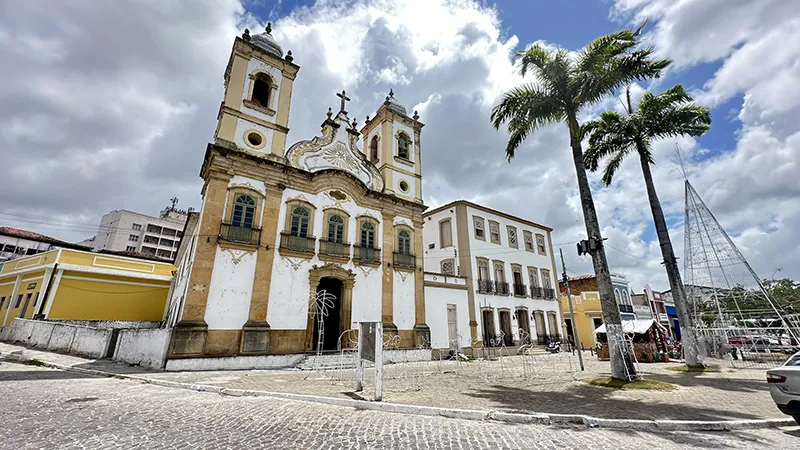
<box><xmin>583</xmin><ymin>111</ymin><xmax>636</xmax><ymax>172</ymax></box>
<box><xmin>600</xmin><ymin>147</ymin><xmax>630</xmax><ymax>186</ymax></box>
<box><xmin>490</xmin><ymin>84</ymin><xmax>565</xmax><ymax>160</ymax></box>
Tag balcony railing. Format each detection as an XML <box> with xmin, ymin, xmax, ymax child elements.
<box><xmin>477</xmin><ymin>279</ymin><xmax>493</xmax><ymax>294</ymax></box>
<box><xmin>619</xmin><ymin>304</ymin><xmax>634</xmax><ymax>314</ymax></box>
<box><xmin>354</xmin><ymin>245</ymin><xmax>381</xmax><ymax>265</ymax></box>
<box><xmin>513</xmin><ymin>283</ymin><xmax>527</xmax><ymax>297</ymax></box>
<box><xmin>494</xmin><ymin>281</ymin><xmax>510</xmax><ymax>296</ymax></box>
<box><xmin>220</xmin><ymin>223</ymin><xmax>261</xmax><ymax>246</ymax></box>
<box><xmin>279</xmin><ymin>232</ymin><xmax>315</xmax><ymax>253</ymax></box>
<box><xmin>530</xmin><ymin>286</ymin><xmax>543</xmax><ymax>299</ymax></box>
<box><xmin>319</xmin><ymin>239</ymin><xmax>350</xmax><ymax>259</ymax></box>
<box><xmin>543</xmin><ymin>287</ymin><xmax>556</xmax><ymax>299</ymax></box>
<box><xmin>393</xmin><ymin>252</ymin><xmax>416</xmax><ymax>269</ymax></box>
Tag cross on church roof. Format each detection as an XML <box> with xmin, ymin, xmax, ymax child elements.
<box><xmin>336</xmin><ymin>90</ymin><xmax>350</xmax><ymax>113</ymax></box>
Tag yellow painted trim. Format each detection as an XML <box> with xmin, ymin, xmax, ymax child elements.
<box><xmin>13</xmin><ymin>256</ymin><xmax>43</xmax><ymax>270</ymax></box>
<box><xmin>92</xmin><ymin>256</ymin><xmax>156</xmax><ymax>273</ymax></box>
<box><xmin>60</xmin><ymin>275</ymin><xmax>171</xmax><ymax>289</ymax></box>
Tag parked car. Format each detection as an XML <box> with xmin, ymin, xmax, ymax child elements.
<box><xmin>767</xmin><ymin>351</ymin><xmax>800</xmax><ymax>425</ymax></box>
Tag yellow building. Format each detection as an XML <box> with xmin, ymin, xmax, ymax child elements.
<box><xmin>0</xmin><ymin>249</ymin><xmax>175</xmax><ymax>327</ymax></box>
<box><xmin>560</xmin><ymin>291</ymin><xmax>604</xmax><ymax>348</ymax></box>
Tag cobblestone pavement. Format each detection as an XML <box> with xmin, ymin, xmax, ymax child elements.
<box><xmin>1</xmin><ymin>361</ymin><xmax>797</xmax><ymax>450</ymax></box>
<box><xmin>0</xmin><ymin>343</ymin><xmax>783</xmax><ymax>422</ymax></box>
<box><xmin>143</xmin><ymin>352</ymin><xmax>781</xmax><ymax>422</ymax></box>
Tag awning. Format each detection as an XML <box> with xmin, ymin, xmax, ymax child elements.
<box><xmin>594</xmin><ymin>319</ymin><xmax>667</xmax><ymax>335</ymax></box>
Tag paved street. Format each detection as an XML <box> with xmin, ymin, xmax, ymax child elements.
<box><xmin>0</xmin><ymin>361</ymin><xmax>797</xmax><ymax>449</ymax></box>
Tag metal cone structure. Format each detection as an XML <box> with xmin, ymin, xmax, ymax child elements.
<box><xmin>683</xmin><ymin>180</ymin><xmax>799</xmax><ymax>367</ymax></box>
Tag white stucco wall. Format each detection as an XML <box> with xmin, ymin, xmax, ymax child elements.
<box><xmin>266</xmin><ymin>188</ymin><xmax>417</xmax><ymax>331</ymax></box>
<box><xmin>424</xmin><ymin>282</ymin><xmax>470</xmax><ymax>349</ymax></box>
<box><xmin>113</xmin><ymin>328</ymin><xmax>172</xmax><ymax>369</ymax></box>
<box><xmin>2</xmin><ymin>318</ymin><xmax>112</xmax><ymax>358</ymax></box>
<box><xmin>393</xmin><ymin>274</ymin><xmax>416</xmax><ymax>330</ymax></box>
<box><xmin>233</xmin><ymin>118</ymin><xmax>276</xmax><ymax>154</ymax></box>
<box><xmin>204</xmin><ymin>248</ymin><xmax>257</xmax><ymax>330</ymax></box>
<box><xmin>421</xmin><ymin>206</ymin><xmax>459</xmax><ymax>276</ymax></box>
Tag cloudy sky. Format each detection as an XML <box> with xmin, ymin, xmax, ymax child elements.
<box><xmin>1</xmin><ymin>0</ymin><xmax>798</xmax><ymax>292</ymax></box>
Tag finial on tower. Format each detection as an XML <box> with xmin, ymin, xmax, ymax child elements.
<box><xmin>285</xmin><ymin>50</ymin><xmax>293</xmax><ymax>63</ymax></box>
<box><xmin>266</xmin><ymin>23</ymin><xmax>272</xmax><ymax>34</ymax></box>
<box><xmin>351</xmin><ymin>117</ymin><xmax>357</xmax><ymax>129</ymax></box>
<box><xmin>326</xmin><ymin>107</ymin><xmax>333</xmax><ymax>119</ymax></box>
<box><xmin>242</xmin><ymin>28</ymin><xmax>251</xmax><ymax>41</ymax></box>
<box><xmin>365</xmin><ymin>115</ymin><xmax>370</xmax><ymax>122</ymax></box>
<box><xmin>389</xmin><ymin>88</ymin><xmax>394</xmax><ymax>98</ymax></box>
<box><xmin>413</xmin><ymin>110</ymin><xmax>419</xmax><ymax>121</ymax></box>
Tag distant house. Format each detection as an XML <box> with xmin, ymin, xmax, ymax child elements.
<box><xmin>0</xmin><ymin>227</ymin><xmax>89</xmax><ymax>263</ymax></box>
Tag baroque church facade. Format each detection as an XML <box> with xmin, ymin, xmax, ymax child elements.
<box><xmin>166</xmin><ymin>25</ymin><xmax>430</xmax><ymax>358</ymax></box>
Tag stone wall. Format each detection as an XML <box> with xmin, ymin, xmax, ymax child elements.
<box><xmin>113</xmin><ymin>328</ymin><xmax>172</xmax><ymax>369</ymax></box>
<box><xmin>2</xmin><ymin>318</ymin><xmax>112</xmax><ymax>358</ymax></box>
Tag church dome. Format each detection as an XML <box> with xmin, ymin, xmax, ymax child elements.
<box><xmin>249</xmin><ymin>24</ymin><xmax>283</xmax><ymax>58</ymax></box>
<box><xmin>383</xmin><ymin>89</ymin><xmax>407</xmax><ymax>116</ymax></box>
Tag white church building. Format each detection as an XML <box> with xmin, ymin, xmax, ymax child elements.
<box><xmin>163</xmin><ymin>24</ymin><xmax>562</xmax><ymax>368</ymax></box>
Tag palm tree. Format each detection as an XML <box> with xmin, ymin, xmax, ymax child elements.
<box><xmin>583</xmin><ymin>84</ymin><xmax>711</xmax><ymax>368</ymax></box>
<box><xmin>491</xmin><ymin>25</ymin><xmax>670</xmax><ymax>380</ymax></box>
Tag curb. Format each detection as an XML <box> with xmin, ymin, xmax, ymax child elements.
<box><xmin>1</xmin><ymin>350</ymin><xmax>794</xmax><ymax>432</ymax></box>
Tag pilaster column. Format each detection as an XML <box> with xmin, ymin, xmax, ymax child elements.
<box><xmin>240</xmin><ymin>184</ymin><xmax>284</xmax><ymax>355</ymax></box>
<box><xmin>381</xmin><ymin>211</ymin><xmax>397</xmax><ymax>335</ymax></box>
<box><xmin>412</xmin><ymin>218</ymin><xmax>430</xmax><ymax>347</ymax></box>
<box><xmin>169</xmin><ymin>172</ymin><xmax>231</xmax><ymax>357</ymax></box>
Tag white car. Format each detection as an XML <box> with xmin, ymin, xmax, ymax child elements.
<box><xmin>767</xmin><ymin>351</ymin><xmax>800</xmax><ymax>424</ymax></box>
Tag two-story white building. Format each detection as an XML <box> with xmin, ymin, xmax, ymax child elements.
<box><xmin>422</xmin><ymin>201</ymin><xmax>563</xmax><ymax>349</ymax></box>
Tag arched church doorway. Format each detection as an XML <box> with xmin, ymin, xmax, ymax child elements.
<box><xmin>312</xmin><ymin>277</ymin><xmax>344</xmax><ymax>352</ymax></box>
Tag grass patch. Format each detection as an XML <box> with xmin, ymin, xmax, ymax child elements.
<box><xmin>664</xmin><ymin>365</ymin><xmax>719</xmax><ymax>373</ymax></box>
<box><xmin>22</xmin><ymin>358</ymin><xmax>46</xmax><ymax>367</ymax></box>
<box><xmin>582</xmin><ymin>377</ymin><xmax>675</xmax><ymax>391</ymax></box>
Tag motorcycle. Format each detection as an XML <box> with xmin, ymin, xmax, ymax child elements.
<box><xmin>546</xmin><ymin>340</ymin><xmax>561</xmax><ymax>353</ymax></box>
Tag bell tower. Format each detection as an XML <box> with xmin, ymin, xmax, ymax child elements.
<box><xmin>360</xmin><ymin>90</ymin><xmax>424</xmax><ymax>203</ymax></box>
<box><xmin>214</xmin><ymin>24</ymin><xmax>300</xmax><ymax>159</ymax></box>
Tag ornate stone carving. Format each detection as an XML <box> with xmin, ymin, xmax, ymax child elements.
<box><xmin>223</xmin><ymin>248</ymin><xmax>253</xmax><ymax>265</ymax></box>
<box><xmin>285</xmin><ymin>97</ymin><xmax>385</xmax><ymax>192</ymax></box>
<box><xmin>285</xmin><ymin>257</ymin><xmax>306</xmax><ymax>271</ymax></box>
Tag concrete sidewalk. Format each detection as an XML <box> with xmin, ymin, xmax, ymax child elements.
<box><xmin>0</xmin><ymin>342</ymin><xmax>793</xmax><ymax>431</ymax></box>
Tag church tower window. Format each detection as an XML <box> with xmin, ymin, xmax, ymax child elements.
<box><xmin>290</xmin><ymin>206</ymin><xmax>310</xmax><ymax>237</ymax></box>
<box><xmin>397</xmin><ymin>133</ymin><xmax>410</xmax><ymax>160</ymax></box>
<box><xmin>370</xmin><ymin>136</ymin><xmax>379</xmax><ymax>163</ymax></box>
<box><xmin>251</xmin><ymin>73</ymin><xmax>272</xmax><ymax>108</ymax></box>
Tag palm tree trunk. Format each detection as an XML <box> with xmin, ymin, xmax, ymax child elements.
<box><xmin>569</xmin><ymin>114</ymin><xmax>637</xmax><ymax>380</ymax></box>
<box><xmin>636</xmin><ymin>147</ymin><xmax>703</xmax><ymax>367</ymax></box>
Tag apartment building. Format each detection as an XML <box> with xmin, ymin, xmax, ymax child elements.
<box><xmin>423</xmin><ymin>200</ymin><xmax>563</xmax><ymax>347</ymax></box>
<box><xmin>91</xmin><ymin>206</ymin><xmax>191</xmax><ymax>261</ymax></box>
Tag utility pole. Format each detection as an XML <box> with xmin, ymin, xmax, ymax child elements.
<box><xmin>560</xmin><ymin>248</ymin><xmax>584</xmax><ymax>371</ymax></box>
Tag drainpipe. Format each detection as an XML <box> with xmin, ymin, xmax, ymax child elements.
<box><xmin>35</xmin><ymin>263</ymin><xmax>58</xmax><ymax>319</ymax></box>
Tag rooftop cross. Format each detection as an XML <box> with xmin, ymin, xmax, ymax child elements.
<box><xmin>336</xmin><ymin>90</ymin><xmax>351</xmax><ymax>113</ymax></box>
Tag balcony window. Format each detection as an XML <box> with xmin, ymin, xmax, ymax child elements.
<box><xmin>354</xmin><ymin>245</ymin><xmax>380</xmax><ymax>266</ymax></box>
<box><xmin>327</xmin><ymin>214</ymin><xmax>344</xmax><ymax>243</ymax></box>
<box><xmin>512</xmin><ymin>266</ymin><xmax>526</xmax><ymax>296</ymax></box>
<box><xmin>473</xmin><ymin>217</ymin><xmax>485</xmax><ymax>240</ymax></box>
<box><xmin>360</xmin><ymin>220</ymin><xmax>375</xmax><ymax>248</ymax></box>
<box><xmin>220</xmin><ymin>223</ymin><xmax>261</xmax><ymax>245</ymax></box>
<box><xmin>397</xmin><ymin>229</ymin><xmax>411</xmax><ymax>255</ymax></box>
<box><xmin>232</xmin><ymin>194</ymin><xmax>256</xmax><ymax>230</ymax></box>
